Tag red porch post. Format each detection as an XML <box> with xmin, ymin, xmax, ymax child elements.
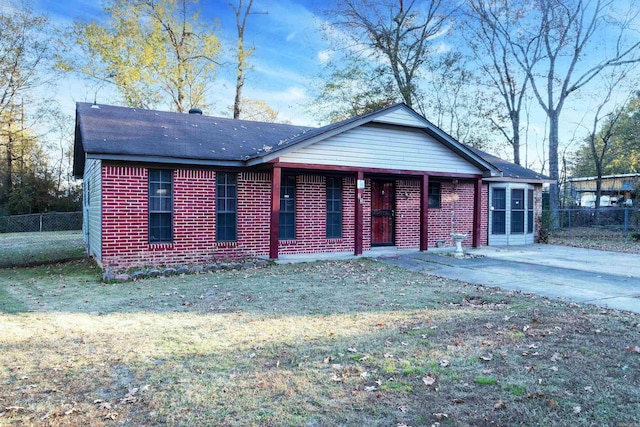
<box><xmin>270</xmin><ymin>166</ymin><xmax>281</xmax><ymax>259</ymax></box>
<box><xmin>420</xmin><ymin>174</ymin><xmax>429</xmax><ymax>251</ymax></box>
<box><xmin>354</xmin><ymin>171</ymin><xmax>364</xmax><ymax>255</ymax></box>
<box><xmin>473</xmin><ymin>177</ymin><xmax>483</xmax><ymax>248</ymax></box>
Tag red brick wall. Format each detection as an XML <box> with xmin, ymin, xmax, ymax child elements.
<box><xmin>100</xmin><ymin>165</ymin><xmax>488</xmax><ymax>270</ymax></box>
<box><xmin>279</xmin><ymin>175</ymin><xmax>355</xmax><ymax>254</ymax></box>
<box><xmin>395</xmin><ymin>179</ymin><xmax>421</xmax><ymax>249</ymax></box>
<box><xmin>427</xmin><ymin>180</ymin><xmax>479</xmax><ymax>248</ymax></box>
<box><xmin>101</xmin><ymin>167</ymin><xmax>271</xmax><ymax>270</ymax></box>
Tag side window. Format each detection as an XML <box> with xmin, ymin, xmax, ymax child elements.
<box><xmin>326</xmin><ymin>177</ymin><xmax>342</xmax><ymax>239</ymax></box>
<box><xmin>279</xmin><ymin>175</ymin><xmax>296</xmax><ymax>240</ymax></box>
<box><xmin>149</xmin><ymin>169</ymin><xmax>173</xmax><ymax>243</ymax></box>
<box><xmin>217</xmin><ymin>173</ymin><xmax>237</xmax><ymax>242</ymax></box>
<box><xmin>491</xmin><ymin>188</ymin><xmax>506</xmax><ymax>235</ymax></box>
<box><xmin>527</xmin><ymin>189</ymin><xmax>534</xmax><ymax>233</ymax></box>
<box><xmin>511</xmin><ymin>189</ymin><xmax>525</xmax><ymax>234</ymax></box>
<box><xmin>428</xmin><ymin>181</ymin><xmax>441</xmax><ymax>209</ymax></box>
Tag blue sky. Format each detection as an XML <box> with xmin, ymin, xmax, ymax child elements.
<box><xmin>22</xmin><ymin>0</ymin><xmax>640</xmax><ymax>173</ymax></box>
<box><xmin>33</xmin><ymin>0</ymin><xmax>332</xmax><ymax>125</ymax></box>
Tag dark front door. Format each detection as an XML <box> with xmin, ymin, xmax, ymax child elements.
<box><xmin>371</xmin><ymin>180</ymin><xmax>395</xmax><ymax>246</ymax></box>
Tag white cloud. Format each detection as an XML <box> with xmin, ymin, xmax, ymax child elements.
<box><xmin>286</xmin><ymin>32</ymin><xmax>296</xmax><ymax>42</ymax></box>
<box><xmin>317</xmin><ymin>49</ymin><xmax>333</xmax><ymax>64</ymax></box>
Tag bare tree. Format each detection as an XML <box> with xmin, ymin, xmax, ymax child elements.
<box><xmin>489</xmin><ymin>0</ymin><xmax>640</xmax><ymax>221</ymax></box>
<box><xmin>324</xmin><ymin>0</ymin><xmax>456</xmax><ymax>111</ymax></box>
<box><xmin>228</xmin><ymin>0</ymin><xmax>267</xmax><ymax>119</ymax></box>
<box><xmin>466</xmin><ymin>0</ymin><xmax>531</xmax><ymax>165</ymax></box>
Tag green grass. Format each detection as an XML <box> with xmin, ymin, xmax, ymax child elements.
<box><xmin>1</xmin><ymin>258</ymin><xmax>639</xmax><ymax>426</ymax></box>
<box><xmin>0</xmin><ymin>231</ymin><xmax>84</xmax><ymax>268</ymax></box>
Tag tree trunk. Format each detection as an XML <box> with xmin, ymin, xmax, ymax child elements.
<box><xmin>548</xmin><ymin>110</ymin><xmax>560</xmax><ymax>228</ymax></box>
<box><xmin>512</xmin><ymin>115</ymin><xmax>521</xmax><ymax>165</ymax></box>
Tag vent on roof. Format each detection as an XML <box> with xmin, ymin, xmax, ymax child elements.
<box><xmin>188</xmin><ymin>108</ymin><xmax>203</xmax><ymax>115</ymax></box>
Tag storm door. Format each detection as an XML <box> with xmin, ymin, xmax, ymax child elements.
<box><xmin>371</xmin><ymin>180</ymin><xmax>395</xmax><ymax>246</ymax></box>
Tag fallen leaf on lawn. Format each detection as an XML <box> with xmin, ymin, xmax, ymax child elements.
<box><xmin>4</xmin><ymin>406</ymin><xmax>24</xmax><ymax>412</ymax></box>
<box><xmin>573</xmin><ymin>406</ymin><xmax>581</xmax><ymax>414</ymax></box>
<box><xmin>384</xmin><ymin>353</ymin><xmax>393</xmax><ymax>358</ymax></box>
<box><xmin>398</xmin><ymin>405</ymin><xmax>407</xmax><ymax>412</ymax></box>
<box><xmin>433</xmin><ymin>412</ymin><xmax>448</xmax><ymax>420</ymax></box>
<box><xmin>99</xmin><ymin>402</ymin><xmax>112</xmax><ymax>410</ymax></box>
<box><xmin>547</xmin><ymin>399</ymin><xmax>558</xmax><ymax>407</ymax></box>
<box><xmin>439</xmin><ymin>359</ymin><xmax>450</xmax><ymax>367</ymax></box>
<box><xmin>347</xmin><ymin>348</ymin><xmax>357</xmax><ymax>353</ymax></box>
<box><xmin>364</xmin><ymin>386</ymin><xmax>377</xmax><ymax>392</ymax></box>
<box><xmin>323</xmin><ymin>355</ymin><xmax>333</xmax><ymax>364</ymax></box>
<box><xmin>494</xmin><ymin>400</ymin><xmax>506</xmax><ymax>410</ymax></box>
<box><xmin>422</xmin><ymin>376</ymin><xmax>436</xmax><ymax>386</ymax></box>
<box><xmin>584</xmin><ymin>386</ymin><xmax>593</xmax><ymax>393</ymax></box>
<box><xmin>550</xmin><ymin>352</ymin><xmax>562</xmax><ymax>362</ymax></box>
<box><xmin>64</xmin><ymin>408</ymin><xmax>79</xmax><ymax>416</ymax></box>
<box><xmin>480</xmin><ymin>354</ymin><xmax>493</xmax><ymax>361</ymax></box>
<box><xmin>550</xmin><ymin>366</ymin><xmax>558</xmax><ymax>372</ymax></box>
<box><xmin>329</xmin><ymin>373</ymin><xmax>343</xmax><ymax>382</ymax></box>
<box><xmin>451</xmin><ymin>398</ymin><xmax>465</xmax><ymax>404</ymax></box>
<box><xmin>527</xmin><ymin>344</ymin><xmax>538</xmax><ymax>349</ymax></box>
<box><xmin>625</xmin><ymin>345</ymin><xmax>640</xmax><ymax>354</ymax></box>
<box><xmin>104</xmin><ymin>412</ymin><xmax>118</xmax><ymax>420</ymax></box>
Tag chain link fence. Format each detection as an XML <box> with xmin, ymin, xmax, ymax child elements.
<box><xmin>553</xmin><ymin>208</ymin><xmax>640</xmax><ymax>235</ymax></box>
<box><xmin>0</xmin><ymin>212</ymin><xmax>83</xmax><ymax>234</ymax></box>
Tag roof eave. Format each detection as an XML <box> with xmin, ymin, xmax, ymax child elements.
<box><xmin>483</xmin><ymin>176</ymin><xmax>556</xmax><ymax>184</ymax></box>
<box><xmin>88</xmin><ymin>153</ymin><xmax>246</xmax><ymax>168</ymax></box>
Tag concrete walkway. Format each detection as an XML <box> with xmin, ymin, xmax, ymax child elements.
<box><xmin>376</xmin><ymin>244</ymin><xmax>640</xmax><ymax>314</ymax></box>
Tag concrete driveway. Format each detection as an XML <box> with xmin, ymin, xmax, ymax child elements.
<box><xmin>377</xmin><ymin>244</ymin><xmax>640</xmax><ymax>314</ymax></box>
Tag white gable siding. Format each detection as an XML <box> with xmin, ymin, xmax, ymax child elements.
<box><xmin>83</xmin><ymin>158</ymin><xmax>102</xmax><ymax>261</ymax></box>
<box><xmin>280</xmin><ymin>124</ymin><xmax>482</xmax><ymax>174</ymax></box>
<box><xmin>372</xmin><ymin>108</ymin><xmax>427</xmax><ymax>128</ymax></box>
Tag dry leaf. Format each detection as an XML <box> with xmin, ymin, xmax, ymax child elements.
<box><xmin>398</xmin><ymin>405</ymin><xmax>407</xmax><ymax>412</ymax></box>
<box><xmin>550</xmin><ymin>352</ymin><xmax>562</xmax><ymax>362</ymax></box>
<box><xmin>64</xmin><ymin>407</ymin><xmax>79</xmax><ymax>416</ymax></box>
<box><xmin>347</xmin><ymin>348</ymin><xmax>357</xmax><ymax>353</ymax></box>
<box><xmin>433</xmin><ymin>412</ymin><xmax>448</xmax><ymax>420</ymax></box>
<box><xmin>439</xmin><ymin>359</ymin><xmax>450</xmax><ymax>367</ymax></box>
<box><xmin>480</xmin><ymin>354</ymin><xmax>493</xmax><ymax>361</ymax></box>
<box><xmin>364</xmin><ymin>386</ymin><xmax>377</xmax><ymax>392</ymax></box>
<box><xmin>625</xmin><ymin>345</ymin><xmax>640</xmax><ymax>354</ymax></box>
<box><xmin>422</xmin><ymin>376</ymin><xmax>436</xmax><ymax>386</ymax></box>
<box><xmin>494</xmin><ymin>400</ymin><xmax>506</xmax><ymax>410</ymax></box>
<box><xmin>573</xmin><ymin>406</ymin><xmax>581</xmax><ymax>414</ymax></box>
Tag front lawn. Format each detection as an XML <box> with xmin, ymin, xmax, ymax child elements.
<box><xmin>0</xmin><ymin>259</ymin><xmax>638</xmax><ymax>426</ymax></box>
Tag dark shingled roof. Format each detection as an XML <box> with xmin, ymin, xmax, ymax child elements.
<box><xmin>466</xmin><ymin>146</ymin><xmax>552</xmax><ymax>182</ymax></box>
<box><xmin>75</xmin><ymin>102</ymin><xmax>313</xmax><ymax>163</ymax></box>
<box><xmin>74</xmin><ymin>102</ymin><xmax>551</xmax><ymax>183</ymax></box>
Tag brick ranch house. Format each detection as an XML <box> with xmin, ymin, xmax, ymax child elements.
<box><xmin>73</xmin><ymin>102</ymin><xmax>551</xmax><ymax>271</ymax></box>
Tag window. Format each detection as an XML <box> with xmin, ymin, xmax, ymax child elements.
<box><xmin>527</xmin><ymin>189</ymin><xmax>534</xmax><ymax>233</ymax></box>
<box><xmin>279</xmin><ymin>175</ymin><xmax>296</xmax><ymax>240</ymax></box>
<box><xmin>492</xmin><ymin>188</ymin><xmax>506</xmax><ymax>235</ymax></box>
<box><xmin>428</xmin><ymin>181</ymin><xmax>441</xmax><ymax>208</ymax></box>
<box><xmin>217</xmin><ymin>173</ymin><xmax>237</xmax><ymax>242</ymax></box>
<box><xmin>511</xmin><ymin>189</ymin><xmax>525</xmax><ymax>234</ymax></box>
<box><xmin>149</xmin><ymin>169</ymin><xmax>173</xmax><ymax>243</ymax></box>
<box><xmin>326</xmin><ymin>177</ymin><xmax>342</xmax><ymax>238</ymax></box>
